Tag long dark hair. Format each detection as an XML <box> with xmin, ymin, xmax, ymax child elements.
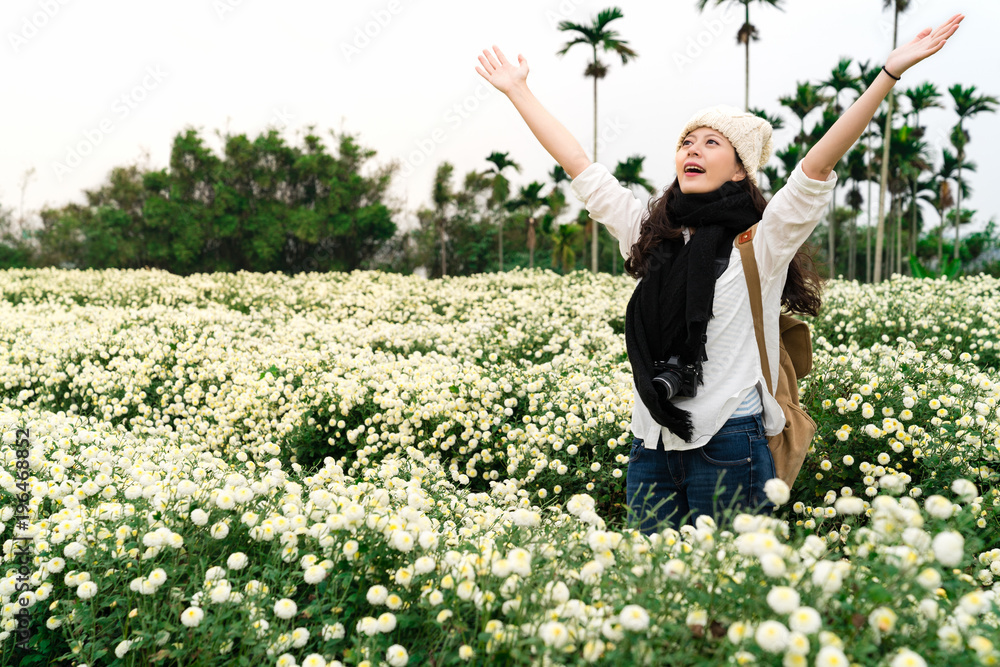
<box><xmin>623</xmin><ymin>175</ymin><xmax>824</xmax><ymax>317</ymax></box>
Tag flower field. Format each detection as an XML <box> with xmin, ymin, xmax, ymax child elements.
<box><xmin>1</xmin><ymin>267</ymin><xmax>998</xmax><ymax>667</ymax></box>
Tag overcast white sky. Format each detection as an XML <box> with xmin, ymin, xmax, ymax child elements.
<box><xmin>3</xmin><ymin>0</ymin><xmax>998</xmax><ymax>238</ymax></box>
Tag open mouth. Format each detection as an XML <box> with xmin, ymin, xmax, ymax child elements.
<box><xmin>684</xmin><ymin>165</ymin><xmax>706</xmax><ymax>174</ymax></box>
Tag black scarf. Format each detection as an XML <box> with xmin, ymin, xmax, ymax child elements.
<box><xmin>624</xmin><ymin>181</ymin><xmax>759</xmax><ymax>441</ymax></box>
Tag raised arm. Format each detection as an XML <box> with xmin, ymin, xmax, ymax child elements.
<box><xmin>476</xmin><ymin>45</ymin><xmax>592</xmax><ymax>179</ymax></box>
<box><xmin>801</xmin><ymin>13</ymin><xmax>963</xmax><ymax>182</ymax></box>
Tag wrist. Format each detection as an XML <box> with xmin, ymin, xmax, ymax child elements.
<box><xmin>506</xmin><ymin>82</ymin><xmax>533</xmax><ymax>103</ymax></box>
<box><xmin>881</xmin><ymin>64</ymin><xmax>901</xmax><ymax>82</ymax></box>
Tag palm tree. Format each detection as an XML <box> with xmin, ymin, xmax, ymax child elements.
<box><xmin>506</xmin><ymin>182</ymin><xmax>547</xmax><ymax>270</ymax></box>
<box><xmin>779</xmin><ymin>82</ymin><xmax>826</xmax><ymax>153</ymax></box>
<box><xmin>817</xmin><ymin>60</ymin><xmax>862</xmax><ymax>276</ymax></box>
<box><xmin>857</xmin><ymin>60</ymin><xmax>881</xmax><ymax>282</ymax></box>
<box><xmin>749</xmin><ymin>107</ymin><xmax>784</xmax><ymax>195</ymax></box>
<box><xmin>874</xmin><ymin>0</ymin><xmax>912</xmax><ymax>283</ymax></box>
<box><xmin>431</xmin><ymin>162</ymin><xmax>454</xmax><ymax>277</ymax></box>
<box><xmin>820</xmin><ymin>58</ymin><xmax>861</xmax><ymax>114</ymax></box>
<box><xmin>558</xmin><ymin>6</ymin><xmax>637</xmax><ymax>273</ymax></box>
<box><xmin>845</xmin><ymin>144</ymin><xmax>868</xmax><ymax>280</ymax></box>
<box><xmin>901</xmin><ymin>82</ymin><xmax>942</xmax><ymax>137</ymax></box>
<box><xmin>483</xmin><ymin>151</ymin><xmax>521</xmax><ymax>271</ymax></box>
<box><xmin>886</xmin><ymin>125</ymin><xmax>929</xmax><ymax>275</ymax></box>
<box><xmin>947</xmin><ymin>84</ymin><xmax>998</xmax><ymax>260</ymax></box>
<box><xmin>695</xmin><ymin>0</ymin><xmax>784</xmax><ymax>111</ymax></box>
<box><xmin>551</xmin><ymin>221</ymin><xmax>584</xmax><ymax>274</ymax></box>
<box><xmin>612</xmin><ymin>155</ymin><xmax>653</xmax><ymax>276</ymax></box>
<box><xmin>928</xmin><ymin>149</ymin><xmax>972</xmax><ymax>267</ymax></box>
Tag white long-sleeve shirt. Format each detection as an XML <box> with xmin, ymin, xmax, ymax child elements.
<box><xmin>570</xmin><ymin>161</ymin><xmax>837</xmax><ymax>451</ymax></box>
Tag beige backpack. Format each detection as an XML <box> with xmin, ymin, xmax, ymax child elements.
<box><xmin>736</xmin><ymin>223</ymin><xmax>817</xmax><ymax>489</ymax></box>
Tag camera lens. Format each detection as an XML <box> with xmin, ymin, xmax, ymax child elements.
<box><xmin>653</xmin><ymin>370</ymin><xmax>682</xmax><ymax>400</ymax></box>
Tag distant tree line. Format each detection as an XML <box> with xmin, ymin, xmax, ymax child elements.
<box><xmin>0</xmin><ymin>128</ymin><xmax>400</xmax><ymax>274</ymax></box>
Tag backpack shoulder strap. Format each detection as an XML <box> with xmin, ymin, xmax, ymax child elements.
<box><xmin>736</xmin><ymin>223</ymin><xmax>773</xmax><ymax>395</ymax></box>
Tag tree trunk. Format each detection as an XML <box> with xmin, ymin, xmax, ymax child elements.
<box><xmin>874</xmin><ymin>6</ymin><xmax>899</xmax><ymax>283</ymax></box>
<box><xmin>874</xmin><ymin>96</ymin><xmax>893</xmax><ymax>283</ymax></box>
<box><xmin>744</xmin><ymin>3</ymin><xmax>751</xmax><ymax>111</ymax></box>
<box><xmin>499</xmin><ymin>213</ymin><xmax>504</xmax><ymax>272</ymax></box>
<box><xmin>937</xmin><ymin>207</ymin><xmax>945</xmax><ymax>269</ymax></box>
<box><xmin>896</xmin><ymin>196</ymin><xmax>902</xmax><ymax>276</ymax></box>
<box><xmin>866</xmin><ymin>132</ymin><xmax>873</xmax><ymax>282</ymax></box>
<box><xmin>527</xmin><ymin>217</ymin><xmax>536</xmax><ymax>270</ymax></box>
<box><xmin>828</xmin><ymin>185</ymin><xmax>836</xmax><ymax>277</ymax></box>
<box><xmin>848</xmin><ymin>208</ymin><xmax>856</xmax><ymax>281</ymax></box>
<box><xmin>954</xmin><ymin>145</ymin><xmax>964</xmax><ymax>261</ymax></box>
<box><xmin>440</xmin><ymin>217</ymin><xmax>447</xmax><ymax>277</ymax></box>
<box><xmin>910</xmin><ymin>179</ymin><xmax>918</xmax><ymax>263</ymax></box>
<box><xmin>591</xmin><ymin>47</ymin><xmax>599</xmax><ymax>274</ymax></box>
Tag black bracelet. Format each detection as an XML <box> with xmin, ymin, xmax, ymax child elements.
<box><xmin>882</xmin><ymin>65</ymin><xmax>901</xmax><ymax>81</ymax></box>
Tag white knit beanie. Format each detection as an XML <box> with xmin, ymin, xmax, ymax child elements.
<box><xmin>675</xmin><ymin>105</ymin><xmax>773</xmax><ymax>186</ymax></box>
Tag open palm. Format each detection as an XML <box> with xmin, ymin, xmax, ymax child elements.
<box><xmin>476</xmin><ymin>45</ymin><xmax>528</xmax><ymax>95</ymax></box>
<box><xmin>886</xmin><ymin>13</ymin><xmax>963</xmax><ymax>76</ymax></box>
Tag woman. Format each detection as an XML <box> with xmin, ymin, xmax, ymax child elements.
<box><xmin>475</xmin><ymin>14</ymin><xmax>963</xmax><ymax>532</ymax></box>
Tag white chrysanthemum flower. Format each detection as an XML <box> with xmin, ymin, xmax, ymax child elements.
<box><xmin>755</xmin><ymin>620</ymin><xmax>789</xmax><ymax>653</ymax></box>
<box><xmin>760</xmin><ymin>552</ymin><xmax>787</xmax><ymax>578</ymax></box>
<box><xmin>815</xmin><ymin>645</ymin><xmax>849</xmax><ymax>667</ymax></box>
<box><xmin>951</xmin><ymin>479</ymin><xmax>977</xmax><ymax>502</ymax></box>
<box><xmin>77</xmin><ymin>581</ymin><xmax>97</xmax><ymax>599</ymax></box>
<box><xmin>414</xmin><ymin>556</ymin><xmax>435</xmax><ymax>575</ymax></box>
<box><xmin>273</xmin><ymin>598</ymin><xmax>297</xmax><ymax>620</ymax></box>
<box><xmin>377</xmin><ymin>612</ymin><xmax>397</xmax><ymax>633</ymax></box>
<box><xmin>367</xmin><ymin>585</ymin><xmax>388</xmax><ymax>605</ymax></box>
<box><xmin>924</xmin><ymin>495</ymin><xmax>954</xmax><ymax>519</ymax></box>
<box><xmin>181</xmin><ymin>607</ymin><xmax>204</xmax><ymax>628</ymax></box>
<box><xmin>890</xmin><ymin>648</ymin><xmax>927</xmax><ymax>667</ymax></box>
<box><xmin>191</xmin><ymin>509</ymin><xmax>209</xmax><ymax>526</ymax></box>
<box><xmin>291</xmin><ymin>627</ymin><xmax>309</xmax><ymax>648</ymax></box>
<box><xmin>539</xmin><ymin>620</ymin><xmax>571</xmax><ymax>648</ymax></box>
<box><xmin>764</xmin><ymin>478</ymin><xmax>790</xmax><ymax>506</ymax></box>
<box><xmin>766</xmin><ymin>586</ymin><xmax>800</xmax><ymax>614</ymax></box>
<box><xmin>619</xmin><ymin>604</ymin><xmax>650</xmax><ymax>632</ymax></box>
<box><xmin>148</xmin><ymin>568</ymin><xmax>167</xmax><ymax>587</ymax></box>
<box><xmin>727</xmin><ymin>621</ymin><xmax>752</xmax><ymax>644</ymax></box>
<box><xmin>788</xmin><ymin>606</ymin><xmax>821</xmax><ymax>635</ymax></box>
<box><xmin>301</xmin><ymin>654</ymin><xmax>326</xmax><ymax>667</ymax></box>
<box><xmin>386</xmin><ymin>644</ymin><xmax>409</xmax><ymax>667</ymax></box>
<box><xmin>834</xmin><ymin>496</ymin><xmax>864</xmax><ymax>515</ymax></box>
<box><xmin>508</xmin><ymin>548</ymin><xmax>532</xmax><ymax>577</ymax></box>
<box><xmin>869</xmin><ymin>607</ymin><xmax>897</xmax><ymax>633</ymax></box>
<box><xmin>458</xmin><ymin>644</ymin><xmax>475</xmax><ymax>660</ymax></box>
<box><xmin>115</xmin><ymin>639</ymin><xmax>134</xmax><ymax>659</ymax></box>
<box><xmin>227</xmin><ymin>552</ymin><xmax>248</xmax><ymax>570</ymax></box>
<box><xmin>932</xmin><ymin>531</ymin><xmax>964</xmax><ymax>567</ymax></box>
<box><xmin>304</xmin><ymin>565</ymin><xmax>327</xmax><ymax>584</ymax></box>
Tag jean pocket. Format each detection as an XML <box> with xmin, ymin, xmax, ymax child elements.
<box><xmin>628</xmin><ymin>437</ymin><xmax>645</xmax><ymax>463</ymax></box>
<box><xmin>698</xmin><ymin>432</ymin><xmax>752</xmax><ymax>468</ymax></box>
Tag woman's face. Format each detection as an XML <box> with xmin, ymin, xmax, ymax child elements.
<box><xmin>675</xmin><ymin>127</ymin><xmax>746</xmax><ymax>194</ymax></box>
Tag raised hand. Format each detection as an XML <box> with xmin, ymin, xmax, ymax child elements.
<box><xmin>476</xmin><ymin>45</ymin><xmax>529</xmax><ymax>96</ymax></box>
<box><xmin>885</xmin><ymin>13</ymin><xmax>963</xmax><ymax>77</ymax></box>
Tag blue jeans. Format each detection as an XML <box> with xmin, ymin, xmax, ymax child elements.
<box><xmin>625</xmin><ymin>413</ymin><xmax>776</xmax><ymax>534</ymax></box>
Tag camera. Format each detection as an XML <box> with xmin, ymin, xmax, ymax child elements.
<box><xmin>652</xmin><ymin>355</ymin><xmax>702</xmax><ymax>400</ymax></box>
